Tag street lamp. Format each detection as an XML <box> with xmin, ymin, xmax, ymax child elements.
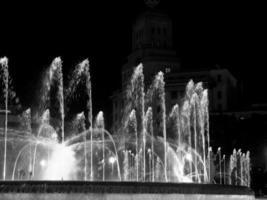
<box><xmin>109</xmin><ymin>156</ymin><xmax>116</xmax><ymax>175</ymax></box>
<box><xmin>217</xmin><ymin>147</ymin><xmax>222</xmax><ymax>184</ymax></box>
<box><xmin>185</xmin><ymin>153</ymin><xmax>192</xmax><ymax>162</ymax></box>
<box><xmin>40</xmin><ymin>160</ymin><xmax>46</xmax><ymax>167</ymax></box>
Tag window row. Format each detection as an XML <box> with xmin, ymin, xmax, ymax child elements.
<box><xmin>151</xmin><ymin>26</ymin><xmax>168</xmax><ymax>36</ymax></box>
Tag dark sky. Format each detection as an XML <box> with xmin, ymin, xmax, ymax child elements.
<box><xmin>0</xmin><ymin>1</ymin><xmax>265</xmax><ymax>120</ymax></box>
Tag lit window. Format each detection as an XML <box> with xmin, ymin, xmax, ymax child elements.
<box><xmin>165</xmin><ymin>67</ymin><xmax>171</xmax><ymax>73</ymax></box>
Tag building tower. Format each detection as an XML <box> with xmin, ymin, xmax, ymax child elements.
<box><xmin>112</xmin><ymin>1</ymin><xmax>181</xmax><ymax>132</ymax></box>
<box><xmin>121</xmin><ymin>1</ymin><xmax>180</xmax><ymax>89</ymax></box>
<box><xmin>112</xmin><ymin>0</ymin><xmax>239</xmax><ymax>133</ymax></box>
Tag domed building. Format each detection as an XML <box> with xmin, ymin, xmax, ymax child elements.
<box><xmin>111</xmin><ymin>1</ymin><xmax>238</xmax><ymax>134</ymax></box>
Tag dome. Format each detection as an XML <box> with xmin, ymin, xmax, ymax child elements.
<box><xmin>144</xmin><ymin>0</ymin><xmax>160</xmax><ymax>8</ymax></box>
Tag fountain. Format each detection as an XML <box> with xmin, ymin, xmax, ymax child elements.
<box><xmin>0</xmin><ymin>57</ymin><xmax>254</xmax><ymax>199</ymax></box>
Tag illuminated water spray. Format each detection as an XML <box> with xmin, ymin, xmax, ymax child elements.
<box><xmin>96</xmin><ymin>111</ymin><xmax>105</xmax><ymax>181</ymax></box>
<box><xmin>0</xmin><ymin>57</ymin><xmax>251</xmax><ymax>186</ymax></box>
<box><xmin>43</xmin><ymin>144</ymin><xmax>77</xmax><ymax>180</ymax></box>
<box><xmin>21</xmin><ymin>108</ymin><xmax>33</xmax><ymax>179</ymax></box>
<box><xmin>146</xmin><ymin>71</ymin><xmax>167</xmax><ymax>181</ymax></box>
<box><xmin>145</xmin><ymin>107</ymin><xmax>154</xmax><ymax>181</ymax></box>
<box><xmin>49</xmin><ymin>58</ymin><xmax>65</xmax><ymax>142</ymax></box>
<box><xmin>67</xmin><ymin>59</ymin><xmax>92</xmax><ymax>180</ymax></box>
<box><xmin>0</xmin><ymin>57</ymin><xmax>8</xmax><ymax>181</ymax></box>
<box><xmin>128</xmin><ymin>110</ymin><xmax>138</xmax><ymax>180</ymax></box>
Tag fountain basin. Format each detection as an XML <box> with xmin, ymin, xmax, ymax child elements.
<box><xmin>0</xmin><ymin>181</ymin><xmax>254</xmax><ymax>200</ymax></box>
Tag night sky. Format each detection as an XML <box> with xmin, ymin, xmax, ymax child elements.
<box><xmin>0</xmin><ymin>1</ymin><xmax>265</xmax><ymax>119</ymax></box>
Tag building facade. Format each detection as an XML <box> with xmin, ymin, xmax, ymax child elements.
<box><xmin>111</xmin><ymin>4</ymin><xmax>238</xmax><ymax>133</ymax></box>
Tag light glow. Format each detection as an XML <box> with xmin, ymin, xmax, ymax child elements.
<box><xmin>43</xmin><ymin>144</ymin><xmax>77</xmax><ymax>180</ymax></box>
<box><xmin>109</xmin><ymin>157</ymin><xmax>116</xmax><ymax>164</ymax></box>
<box><xmin>40</xmin><ymin>160</ymin><xmax>46</xmax><ymax>167</ymax></box>
<box><xmin>185</xmin><ymin>153</ymin><xmax>192</xmax><ymax>162</ymax></box>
